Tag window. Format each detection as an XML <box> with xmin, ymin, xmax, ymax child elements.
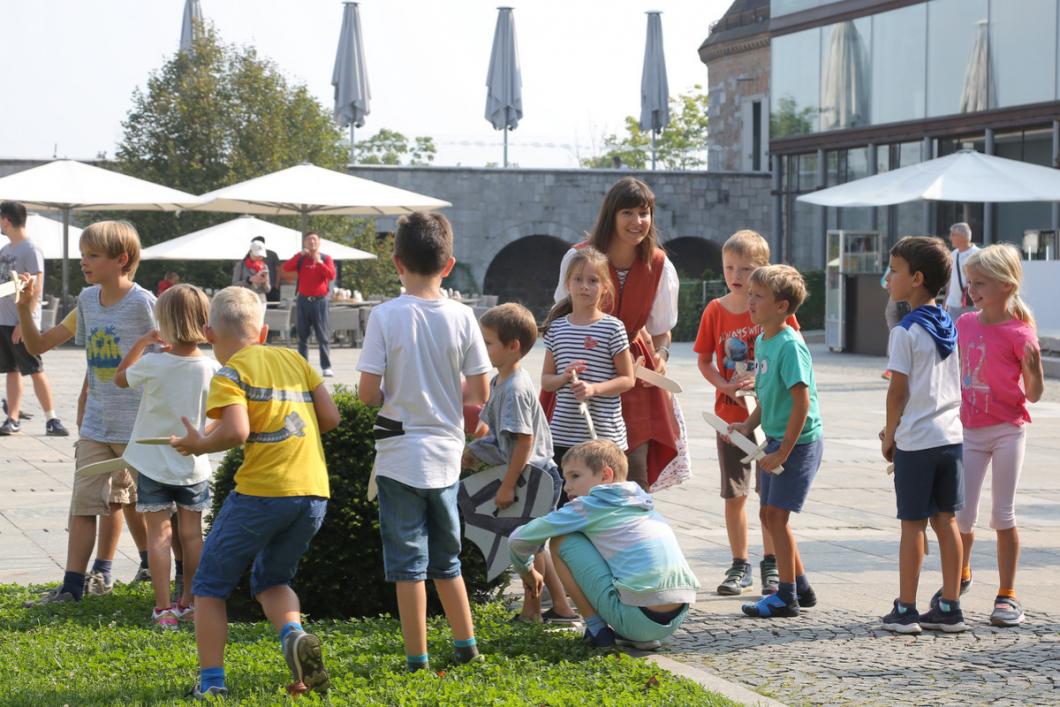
<box><xmin>991</xmin><ymin>0</ymin><xmax>1058</xmax><ymax>107</ymax></box>
<box><xmin>871</xmin><ymin>4</ymin><xmax>927</xmax><ymax>124</ymax></box>
<box><xmin>771</xmin><ymin>28</ymin><xmax>821</xmax><ymax>137</ymax></box>
<box><xmin>927</xmin><ymin>0</ymin><xmax>990</xmax><ymax>117</ymax></box>
<box><xmin>819</xmin><ymin>17</ymin><xmax>872</xmax><ymax>130</ymax></box>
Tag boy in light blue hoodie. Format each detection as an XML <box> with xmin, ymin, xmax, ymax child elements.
<box><xmin>508</xmin><ymin>440</ymin><xmax>700</xmax><ymax>650</ymax></box>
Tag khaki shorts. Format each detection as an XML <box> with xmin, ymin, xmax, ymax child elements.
<box><xmin>718</xmin><ymin>433</ymin><xmax>760</xmax><ymax>499</ymax></box>
<box><xmin>71</xmin><ymin>439</ymin><xmax>138</xmax><ymax>517</ymax></box>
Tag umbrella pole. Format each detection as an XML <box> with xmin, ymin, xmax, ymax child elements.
<box><xmin>350</xmin><ymin>124</ymin><xmax>356</xmax><ymax>165</ymax></box>
<box><xmin>61</xmin><ymin>208</ymin><xmax>70</xmax><ymax>317</ymax></box>
<box><xmin>651</xmin><ymin>130</ymin><xmax>657</xmax><ymax>171</ymax></box>
<box><xmin>301</xmin><ymin>212</ymin><xmax>310</xmax><ymax>236</ymax></box>
<box><xmin>503</xmin><ymin>126</ymin><xmax>509</xmax><ymax>168</ymax></box>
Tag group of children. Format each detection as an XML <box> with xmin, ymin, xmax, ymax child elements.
<box><xmin>2</xmin><ymin>181</ymin><xmax>1046</xmax><ymax>697</ymax></box>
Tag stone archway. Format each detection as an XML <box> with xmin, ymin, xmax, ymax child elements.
<box><xmin>664</xmin><ymin>236</ymin><xmax>723</xmax><ymax>279</ymax></box>
<box><xmin>483</xmin><ymin>235</ymin><xmax>571</xmax><ymax>320</ymax></box>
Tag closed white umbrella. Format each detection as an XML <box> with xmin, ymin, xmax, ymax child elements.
<box><xmin>960</xmin><ymin>20</ymin><xmax>994</xmax><ymax>113</ymax></box>
<box><xmin>640</xmin><ymin>11</ymin><xmax>669</xmax><ymax>170</ymax></box>
<box><xmin>188</xmin><ymin>163</ymin><xmax>450</xmax><ymax>233</ymax></box>
<box><xmin>797</xmin><ymin>150</ymin><xmax>1060</xmax><ymax>207</ymax></box>
<box><xmin>0</xmin><ymin>160</ymin><xmax>198</xmax><ymax>308</ymax></box>
<box><xmin>484</xmin><ymin>7</ymin><xmax>522</xmax><ymax>168</ymax></box>
<box><xmin>180</xmin><ymin>0</ymin><xmax>204</xmax><ymax>55</ymax></box>
<box><xmin>333</xmin><ymin>2</ymin><xmax>371</xmax><ymax>164</ymax></box>
<box><xmin>820</xmin><ymin>21</ymin><xmax>869</xmax><ymax>130</ymax></box>
<box><xmin>24</xmin><ymin>214</ymin><xmax>83</xmax><ymax>260</ymax></box>
<box><xmin>140</xmin><ymin>216</ymin><xmax>375</xmax><ymax>261</ymax></box>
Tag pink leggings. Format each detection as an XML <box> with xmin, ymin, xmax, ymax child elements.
<box><xmin>956</xmin><ymin>423</ymin><xmax>1027</xmax><ymax>533</ymax></box>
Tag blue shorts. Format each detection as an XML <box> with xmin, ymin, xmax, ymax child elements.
<box><xmin>135</xmin><ymin>473</ymin><xmax>211</xmax><ymax>514</ymax></box>
<box><xmin>758</xmin><ymin>438</ymin><xmax>823</xmax><ymax>513</ymax></box>
<box><xmin>193</xmin><ymin>492</ymin><xmax>327</xmax><ymax>599</ymax></box>
<box><xmin>376</xmin><ymin>476</ymin><xmax>462</xmax><ymax>583</ymax></box>
<box><xmin>893</xmin><ymin>443</ymin><xmax>964</xmax><ymax>520</ymax></box>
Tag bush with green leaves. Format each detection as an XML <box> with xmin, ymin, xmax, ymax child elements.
<box><xmin>209</xmin><ymin>386</ymin><xmax>506</xmax><ymax>620</ymax></box>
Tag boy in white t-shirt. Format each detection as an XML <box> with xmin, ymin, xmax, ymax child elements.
<box><xmin>357</xmin><ymin>212</ymin><xmax>491</xmax><ymax>673</ymax></box>
<box><xmin>880</xmin><ymin>236</ymin><xmax>966</xmax><ymax>635</ymax></box>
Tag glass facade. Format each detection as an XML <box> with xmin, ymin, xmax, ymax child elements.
<box><xmin>771</xmin><ymin>29</ymin><xmax>821</xmax><ymax>136</ymax></box>
<box><xmin>871</xmin><ymin>4</ymin><xmax>927</xmax><ymax>125</ymax></box>
<box><xmin>991</xmin><ymin>0</ymin><xmax>1057</xmax><ymax>107</ymax></box>
<box><xmin>771</xmin><ymin>0</ymin><xmax>844</xmax><ymax>18</ymax></box>
<box><xmin>926</xmin><ymin>0</ymin><xmax>989</xmax><ymax>118</ymax></box>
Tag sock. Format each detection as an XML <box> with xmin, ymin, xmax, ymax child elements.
<box><xmin>896</xmin><ymin>601</ymin><xmax>917</xmax><ymax>615</ymax></box>
<box><xmin>45</xmin><ymin>410</ymin><xmax>57</xmax><ymax>421</ymax></box>
<box><xmin>174</xmin><ymin>560</ymin><xmax>184</xmax><ymax>576</ymax></box>
<box><xmin>778</xmin><ymin>581</ymin><xmax>796</xmax><ymax>604</ymax></box>
<box><xmin>795</xmin><ymin>574</ymin><xmax>811</xmax><ymax>593</ymax></box>
<box><xmin>199</xmin><ymin>666</ymin><xmax>225</xmax><ymax>691</ymax></box>
<box><xmin>91</xmin><ymin>558</ymin><xmax>113</xmax><ymax>584</ymax></box>
<box><xmin>406</xmin><ymin>653</ymin><xmax>429</xmax><ymax>672</ymax></box>
<box><xmin>939</xmin><ymin>599</ymin><xmax>961</xmax><ymax>613</ymax></box>
<box><xmin>733</xmin><ymin>557</ymin><xmax>748</xmax><ymax>565</ymax></box>
<box><xmin>998</xmin><ymin>588</ymin><xmax>1017</xmax><ymax>599</ymax></box>
<box><xmin>961</xmin><ymin>565</ymin><xmax>972</xmax><ymax>582</ymax></box>
<box><xmin>279</xmin><ymin>621</ymin><xmax>304</xmax><ymax>648</ymax></box>
<box><xmin>585</xmin><ymin>614</ymin><xmax>608</xmax><ymax>637</ymax></box>
<box><xmin>139</xmin><ymin>550</ymin><xmax>149</xmax><ymax>569</ymax></box>
<box><xmin>61</xmin><ymin>571</ymin><xmax>85</xmax><ymax>601</ymax></box>
<box><xmin>763</xmin><ymin>554</ymin><xmax>776</xmax><ymax>563</ymax></box>
<box><xmin>453</xmin><ymin>636</ymin><xmax>480</xmax><ymax>662</ymax></box>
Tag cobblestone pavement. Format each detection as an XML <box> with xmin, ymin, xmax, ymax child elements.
<box><xmin>666</xmin><ymin>607</ymin><xmax>1060</xmax><ymax>706</ymax></box>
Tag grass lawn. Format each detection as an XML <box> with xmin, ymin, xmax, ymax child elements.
<box><xmin>0</xmin><ymin>584</ymin><xmax>732</xmax><ymax>706</ymax></box>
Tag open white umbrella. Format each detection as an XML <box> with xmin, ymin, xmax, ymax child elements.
<box><xmin>140</xmin><ymin>216</ymin><xmax>375</xmax><ymax>261</ymax></box>
<box><xmin>484</xmin><ymin>7</ymin><xmax>522</xmax><ymax>168</ymax></box>
<box><xmin>640</xmin><ymin>11</ymin><xmax>669</xmax><ymax>170</ymax></box>
<box><xmin>188</xmin><ymin>163</ymin><xmax>450</xmax><ymax>233</ymax></box>
<box><xmin>0</xmin><ymin>160</ymin><xmax>198</xmax><ymax>307</ymax></box>
<box><xmin>796</xmin><ymin>150</ymin><xmax>1060</xmax><ymax>207</ymax></box>
<box><xmin>333</xmin><ymin>2</ymin><xmax>371</xmax><ymax>164</ymax></box>
<box><xmin>180</xmin><ymin>0</ymin><xmax>204</xmax><ymax>55</ymax></box>
<box><xmin>24</xmin><ymin>213</ymin><xmax>83</xmax><ymax>259</ymax></box>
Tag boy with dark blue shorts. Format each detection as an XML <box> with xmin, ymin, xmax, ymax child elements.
<box><xmin>171</xmin><ymin>287</ymin><xmax>341</xmax><ymax>698</ymax></box>
<box><xmin>880</xmin><ymin>236</ymin><xmax>966</xmax><ymax>634</ymax></box>
<box><xmin>357</xmin><ymin>212</ymin><xmax>491</xmax><ymax>672</ymax></box>
<box><xmin>728</xmin><ymin>265</ymin><xmax>823</xmax><ymax>618</ymax></box>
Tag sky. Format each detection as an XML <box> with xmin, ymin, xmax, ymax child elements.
<box><xmin>0</xmin><ymin>0</ymin><xmax>731</xmax><ymax>168</ymax></box>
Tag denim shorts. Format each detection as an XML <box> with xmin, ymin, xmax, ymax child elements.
<box><xmin>135</xmin><ymin>473</ymin><xmax>211</xmax><ymax>513</ymax></box>
<box><xmin>893</xmin><ymin>443</ymin><xmax>964</xmax><ymax>520</ymax></box>
<box><xmin>758</xmin><ymin>438</ymin><xmax>823</xmax><ymax>513</ymax></box>
<box><xmin>376</xmin><ymin>476</ymin><xmax>462</xmax><ymax>582</ymax></box>
<box><xmin>193</xmin><ymin>492</ymin><xmax>327</xmax><ymax>599</ymax></box>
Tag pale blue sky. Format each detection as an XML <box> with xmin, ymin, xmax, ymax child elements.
<box><xmin>0</xmin><ymin>0</ymin><xmax>729</xmax><ymax>168</ymax></box>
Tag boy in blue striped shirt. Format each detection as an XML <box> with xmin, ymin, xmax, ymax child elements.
<box><xmin>508</xmin><ymin>440</ymin><xmax>700</xmax><ymax>649</ymax></box>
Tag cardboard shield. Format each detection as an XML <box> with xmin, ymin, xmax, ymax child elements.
<box><xmin>458</xmin><ymin>464</ymin><xmax>556</xmax><ymax>581</ymax></box>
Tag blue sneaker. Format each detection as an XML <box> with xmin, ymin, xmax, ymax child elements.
<box><xmin>742</xmin><ymin>593</ymin><xmax>799</xmax><ymax>618</ymax></box>
<box><xmin>189</xmin><ymin>683</ymin><xmax>228</xmax><ymax>700</ymax></box>
<box><xmin>880</xmin><ymin>599</ymin><xmax>922</xmax><ymax>634</ymax></box>
<box><xmin>582</xmin><ymin>626</ymin><xmax>616</xmax><ymax>648</ymax></box>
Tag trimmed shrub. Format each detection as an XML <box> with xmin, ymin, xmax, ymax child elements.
<box><xmin>208</xmin><ymin>386</ymin><xmax>507</xmax><ymax>619</ymax></box>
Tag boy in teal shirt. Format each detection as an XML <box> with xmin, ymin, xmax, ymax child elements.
<box><xmin>729</xmin><ymin>265</ymin><xmax>823</xmax><ymax>618</ymax></box>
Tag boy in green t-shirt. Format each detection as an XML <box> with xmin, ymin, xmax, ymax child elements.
<box><xmin>728</xmin><ymin>265</ymin><xmax>823</xmax><ymax>619</ymax></box>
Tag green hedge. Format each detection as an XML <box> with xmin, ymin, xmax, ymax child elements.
<box><xmin>208</xmin><ymin>386</ymin><xmax>507</xmax><ymax>620</ymax></box>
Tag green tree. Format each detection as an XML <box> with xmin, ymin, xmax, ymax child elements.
<box><xmin>356</xmin><ymin>128</ymin><xmax>437</xmax><ymax>166</ymax></box>
<box><xmin>581</xmin><ymin>86</ymin><xmax>709</xmax><ymax>170</ymax></box>
<box><xmin>333</xmin><ymin>220</ymin><xmax>401</xmax><ymax>298</ymax></box>
<box><xmin>770</xmin><ymin>96</ymin><xmax>816</xmax><ymax>138</ymax></box>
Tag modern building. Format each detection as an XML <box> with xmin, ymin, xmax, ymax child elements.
<box><xmin>701</xmin><ymin>0</ymin><xmax>1060</xmax><ymax>269</ymax></box>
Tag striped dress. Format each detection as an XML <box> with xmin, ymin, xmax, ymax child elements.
<box><xmin>543</xmin><ymin>314</ymin><xmax>629</xmax><ymax>450</ymax></box>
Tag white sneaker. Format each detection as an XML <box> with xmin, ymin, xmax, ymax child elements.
<box><xmin>322</xmin><ymin>368</ymin><xmax>335</xmax><ymax>377</ymax></box>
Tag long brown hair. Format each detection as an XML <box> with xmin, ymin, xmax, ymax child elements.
<box><xmin>542</xmin><ymin>247</ymin><xmax>614</xmax><ymax>333</ymax></box>
<box><xmin>586</xmin><ymin>177</ymin><xmax>660</xmax><ymax>265</ymax></box>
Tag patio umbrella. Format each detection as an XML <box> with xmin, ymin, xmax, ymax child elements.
<box><xmin>0</xmin><ymin>160</ymin><xmax>197</xmax><ymax>308</ymax></box>
<box><xmin>484</xmin><ymin>7</ymin><xmax>522</xmax><ymax>168</ymax></box>
<box><xmin>180</xmin><ymin>0</ymin><xmax>204</xmax><ymax>55</ymax></box>
<box><xmin>332</xmin><ymin>2</ymin><xmax>371</xmax><ymax>164</ymax></box>
<box><xmin>820</xmin><ymin>21</ymin><xmax>869</xmax><ymax>130</ymax></box>
<box><xmin>796</xmin><ymin>150</ymin><xmax>1060</xmax><ymax>207</ymax></box>
<box><xmin>188</xmin><ymin>163</ymin><xmax>450</xmax><ymax>233</ymax></box>
<box><xmin>640</xmin><ymin>11</ymin><xmax>669</xmax><ymax>170</ymax></box>
<box><xmin>140</xmin><ymin>216</ymin><xmax>375</xmax><ymax>261</ymax></box>
<box><xmin>959</xmin><ymin>20</ymin><xmax>994</xmax><ymax>113</ymax></box>
<box><xmin>23</xmin><ymin>213</ymin><xmax>83</xmax><ymax>259</ymax></box>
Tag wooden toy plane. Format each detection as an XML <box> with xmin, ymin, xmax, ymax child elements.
<box><xmin>701</xmin><ymin>410</ymin><xmax>784</xmax><ymax>475</ymax></box>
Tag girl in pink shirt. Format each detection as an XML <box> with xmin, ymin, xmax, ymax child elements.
<box><xmin>955</xmin><ymin>244</ymin><xmax>1044</xmax><ymax>628</ymax></box>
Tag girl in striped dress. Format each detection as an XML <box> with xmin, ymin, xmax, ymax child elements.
<box><xmin>541</xmin><ymin>247</ymin><xmax>636</xmax><ymax>472</ymax></box>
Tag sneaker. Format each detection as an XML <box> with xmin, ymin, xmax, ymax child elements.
<box><xmin>172</xmin><ymin>603</ymin><xmax>195</xmax><ymax>622</ymax></box>
<box><xmin>541</xmin><ymin>607</ymin><xmax>582</xmax><ymax>624</ymax></box>
<box><xmin>929</xmin><ymin>576</ymin><xmax>973</xmax><ymax>610</ymax></box>
<box><xmin>742</xmin><ymin>593</ymin><xmax>799</xmax><ymax>618</ymax></box>
<box><xmin>582</xmin><ymin>626</ymin><xmax>616</xmax><ymax>648</ymax></box>
<box><xmin>615</xmin><ymin>633</ymin><xmax>662</xmax><ymax>651</ymax></box>
<box><xmin>1</xmin><ymin>399</ymin><xmax>31</xmax><ymax>419</ymax></box>
<box><xmin>919</xmin><ymin>602</ymin><xmax>968</xmax><ymax>633</ymax></box>
<box><xmin>84</xmin><ymin>570</ymin><xmax>114</xmax><ymax>596</ymax></box>
<box><xmin>283</xmin><ymin>630</ymin><xmax>330</xmax><ymax>694</ymax></box>
<box><xmin>23</xmin><ymin>587</ymin><xmax>77</xmax><ymax>607</ymax></box>
<box><xmin>45</xmin><ymin>418</ymin><xmax>69</xmax><ymax>436</ymax></box>
<box><xmin>717</xmin><ymin>560</ymin><xmax>753</xmax><ymax>596</ymax></box>
<box><xmin>188</xmin><ymin>683</ymin><xmax>228</xmax><ymax>700</ymax></box>
<box><xmin>130</xmin><ymin>566</ymin><xmax>152</xmax><ymax>584</ymax></box>
<box><xmin>153</xmin><ymin>607</ymin><xmax>179</xmax><ymax>631</ymax></box>
<box><xmin>759</xmin><ymin>557</ymin><xmax>780</xmax><ymax>596</ymax></box>
<box><xmin>322</xmin><ymin>368</ymin><xmax>335</xmax><ymax>377</ymax></box>
<box><xmin>990</xmin><ymin>596</ymin><xmax>1025</xmax><ymax>627</ymax></box>
<box><xmin>798</xmin><ymin>584</ymin><xmax>817</xmax><ymax>608</ymax></box>
<box><xmin>880</xmin><ymin>599</ymin><xmax>922</xmax><ymax>634</ymax></box>
<box><xmin>0</xmin><ymin>417</ymin><xmax>21</xmax><ymax>435</ymax></box>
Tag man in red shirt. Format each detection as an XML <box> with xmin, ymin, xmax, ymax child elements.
<box><xmin>282</xmin><ymin>231</ymin><xmax>336</xmax><ymax>376</ymax></box>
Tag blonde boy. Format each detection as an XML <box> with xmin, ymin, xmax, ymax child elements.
<box><xmin>693</xmin><ymin>230</ymin><xmax>798</xmax><ymax>597</ymax></box>
<box><xmin>171</xmin><ymin>286</ymin><xmax>340</xmax><ymax>698</ymax></box>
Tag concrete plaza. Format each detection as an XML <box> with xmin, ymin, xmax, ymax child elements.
<box><xmin>2</xmin><ymin>341</ymin><xmax>1058</xmax><ymax>705</ymax></box>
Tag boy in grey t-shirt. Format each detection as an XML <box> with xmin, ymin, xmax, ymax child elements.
<box><xmin>0</xmin><ymin>200</ymin><xmax>66</xmax><ymax>437</ymax></box>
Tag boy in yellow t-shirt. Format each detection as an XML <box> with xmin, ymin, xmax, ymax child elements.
<box><xmin>171</xmin><ymin>287</ymin><xmax>340</xmax><ymax>700</ymax></box>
